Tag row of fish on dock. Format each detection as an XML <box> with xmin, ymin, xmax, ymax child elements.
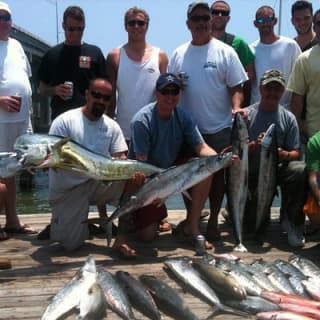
<box><xmin>41</xmin><ymin>253</ymin><xmax>320</xmax><ymax>320</ymax></box>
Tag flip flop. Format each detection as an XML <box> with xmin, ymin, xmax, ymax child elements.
<box><xmin>4</xmin><ymin>224</ymin><xmax>37</xmax><ymax>234</ymax></box>
<box><xmin>115</xmin><ymin>244</ymin><xmax>137</xmax><ymax>260</ymax></box>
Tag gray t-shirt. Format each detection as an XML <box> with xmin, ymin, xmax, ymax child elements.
<box><xmin>129</xmin><ymin>102</ymin><xmax>204</xmax><ymax>169</ymax></box>
<box><xmin>48</xmin><ymin>108</ymin><xmax>127</xmax><ymax>198</ymax></box>
<box><xmin>246</xmin><ymin>103</ymin><xmax>300</xmax><ymax>175</ymax></box>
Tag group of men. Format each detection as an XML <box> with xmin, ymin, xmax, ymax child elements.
<box><xmin>1</xmin><ymin>1</ymin><xmax>320</xmax><ymax>259</ymax></box>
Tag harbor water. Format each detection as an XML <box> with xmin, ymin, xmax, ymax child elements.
<box><xmin>16</xmin><ymin>170</ymin><xmax>280</xmax><ymax>214</ymax></box>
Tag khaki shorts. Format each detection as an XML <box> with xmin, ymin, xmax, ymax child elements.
<box><xmin>50</xmin><ymin>179</ymin><xmax>126</xmax><ymax>251</ymax></box>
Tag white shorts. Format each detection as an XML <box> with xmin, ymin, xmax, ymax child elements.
<box><xmin>49</xmin><ymin>179</ymin><xmax>126</xmax><ymax>251</ymax></box>
<box><xmin>0</xmin><ymin>118</ymin><xmax>33</xmax><ymax>152</ymax></box>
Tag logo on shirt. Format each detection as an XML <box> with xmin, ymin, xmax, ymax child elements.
<box><xmin>147</xmin><ymin>68</ymin><xmax>156</xmax><ymax>73</ymax></box>
<box><xmin>79</xmin><ymin>56</ymin><xmax>91</xmax><ymax>69</ymax></box>
<box><xmin>203</xmin><ymin>61</ymin><xmax>217</xmax><ymax>69</ymax></box>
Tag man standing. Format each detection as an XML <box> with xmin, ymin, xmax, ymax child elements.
<box><xmin>250</xmin><ymin>5</ymin><xmax>301</xmax><ymax>109</ymax></box>
<box><xmin>244</xmin><ymin>69</ymin><xmax>306</xmax><ymax>247</ymax></box>
<box><xmin>291</xmin><ymin>1</ymin><xmax>317</xmax><ymax>52</ymax></box>
<box><xmin>48</xmin><ymin>78</ymin><xmax>135</xmax><ymax>251</ymax></box>
<box><xmin>38</xmin><ymin>6</ymin><xmax>107</xmax><ymax>121</ymax></box>
<box><xmin>169</xmin><ymin>1</ymin><xmax>248</xmax><ymax>242</ymax></box>
<box><xmin>0</xmin><ymin>2</ymin><xmax>35</xmax><ymax>234</ymax></box>
<box><xmin>288</xmin><ymin>9</ymin><xmax>320</xmax><ymax>140</ymax></box>
<box><xmin>106</xmin><ymin>6</ymin><xmax>168</xmax><ymax>142</ymax></box>
<box><xmin>211</xmin><ymin>0</ymin><xmax>255</xmax><ymax>106</ymax></box>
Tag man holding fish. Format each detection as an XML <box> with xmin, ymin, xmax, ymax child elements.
<box><xmin>243</xmin><ymin>69</ymin><xmax>307</xmax><ymax>247</ymax></box>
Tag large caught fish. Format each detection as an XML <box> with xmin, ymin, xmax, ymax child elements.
<box><xmin>14</xmin><ymin>133</ymin><xmax>163</xmax><ymax>180</ymax></box>
<box><xmin>139</xmin><ymin>274</ymin><xmax>198</xmax><ymax>320</ymax></box>
<box><xmin>0</xmin><ymin>152</ymin><xmax>22</xmax><ymax>178</ymax></box>
<box><xmin>89</xmin><ymin>153</ymin><xmax>232</xmax><ymax>245</ymax></box>
<box><xmin>226</xmin><ymin>112</ymin><xmax>249</xmax><ymax>252</ymax></box>
<box><xmin>41</xmin><ymin>256</ymin><xmax>97</xmax><ymax>320</ymax></box>
<box><xmin>256</xmin><ymin>123</ymin><xmax>277</xmax><ymax>234</ymax></box>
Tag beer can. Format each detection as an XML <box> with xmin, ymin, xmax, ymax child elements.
<box><xmin>195</xmin><ymin>234</ymin><xmax>206</xmax><ymax>256</ymax></box>
<box><xmin>64</xmin><ymin>81</ymin><xmax>73</xmax><ymax>100</ymax></box>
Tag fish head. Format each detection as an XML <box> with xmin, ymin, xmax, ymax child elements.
<box><xmin>261</xmin><ymin>124</ymin><xmax>276</xmax><ymax>149</ymax></box>
<box><xmin>205</xmin><ymin>152</ymin><xmax>233</xmax><ymax>172</ymax></box>
<box><xmin>0</xmin><ymin>152</ymin><xmax>22</xmax><ymax>178</ymax></box>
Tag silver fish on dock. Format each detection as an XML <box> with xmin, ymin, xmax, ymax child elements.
<box><xmin>77</xmin><ymin>282</ymin><xmax>107</xmax><ymax>320</ymax></box>
<box><xmin>139</xmin><ymin>274</ymin><xmax>199</xmax><ymax>320</ymax></box>
<box><xmin>256</xmin><ymin>123</ymin><xmax>277</xmax><ymax>234</ymax></box>
<box><xmin>41</xmin><ymin>256</ymin><xmax>97</xmax><ymax>320</ymax></box>
<box><xmin>97</xmin><ymin>269</ymin><xmax>135</xmax><ymax>320</ymax></box>
<box><xmin>226</xmin><ymin>112</ymin><xmax>249</xmax><ymax>252</ymax></box>
<box><xmin>289</xmin><ymin>254</ymin><xmax>320</xmax><ymax>281</ymax></box>
<box><xmin>116</xmin><ymin>270</ymin><xmax>162</xmax><ymax>320</ymax></box>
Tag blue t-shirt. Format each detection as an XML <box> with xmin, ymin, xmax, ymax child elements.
<box><xmin>128</xmin><ymin>102</ymin><xmax>204</xmax><ymax>168</ymax></box>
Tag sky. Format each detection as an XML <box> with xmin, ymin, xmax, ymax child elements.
<box><xmin>5</xmin><ymin>0</ymin><xmax>320</xmax><ymax>56</ymax></box>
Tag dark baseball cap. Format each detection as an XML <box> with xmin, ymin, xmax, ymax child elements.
<box><xmin>156</xmin><ymin>73</ymin><xmax>181</xmax><ymax>90</ymax></box>
<box><xmin>187</xmin><ymin>1</ymin><xmax>210</xmax><ymax>18</ymax></box>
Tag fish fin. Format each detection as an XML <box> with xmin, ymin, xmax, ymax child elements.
<box><xmin>182</xmin><ymin>190</ymin><xmax>192</xmax><ymax>200</ymax></box>
<box><xmin>219</xmin><ymin>304</ymin><xmax>249</xmax><ymax>317</ymax></box>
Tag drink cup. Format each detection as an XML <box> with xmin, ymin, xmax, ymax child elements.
<box><xmin>64</xmin><ymin>81</ymin><xmax>73</xmax><ymax>100</ymax></box>
<box><xmin>11</xmin><ymin>94</ymin><xmax>22</xmax><ymax>112</ymax></box>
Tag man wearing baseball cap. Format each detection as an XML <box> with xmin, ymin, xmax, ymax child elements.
<box><xmin>243</xmin><ymin>69</ymin><xmax>307</xmax><ymax>247</ymax></box>
<box><xmin>0</xmin><ymin>2</ymin><xmax>36</xmax><ymax>237</ymax></box>
<box><xmin>113</xmin><ymin>73</ymin><xmax>222</xmax><ymax>258</ymax></box>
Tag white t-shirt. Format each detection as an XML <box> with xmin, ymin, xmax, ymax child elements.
<box><xmin>48</xmin><ymin>108</ymin><xmax>127</xmax><ymax>197</ymax></box>
<box><xmin>0</xmin><ymin>38</ymin><xmax>32</xmax><ymax>123</ymax></box>
<box><xmin>250</xmin><ymin>36</ymin><xmax>301</xmax><ymax>108</ymax></box>
<box><xmin>116</xmin><ymin>46</ymin><xmax>161</xmax><ymax>140</ymax></box>
<box><xmin>169</xmin><ymin>38</ymin><xmax>248</xmax><ymax>134</ymax></box>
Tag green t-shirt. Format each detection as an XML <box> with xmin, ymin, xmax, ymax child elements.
<box><xmin>306</xmin><ymin>131</ymin><xmax>320</xmax><ymax>170</ymax></box>
<box><xmin>220</xmin><ymin>33</ymin><xmax>255</xmax><ymax>67</ymax></box>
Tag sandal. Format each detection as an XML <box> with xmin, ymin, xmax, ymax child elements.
<box><xmin>115</xmin><ymin>244</ymin><xmax>137</xmax><ymax>260</ymax></box>
<box><xmin>158</xmin><ymin>219</ymin><xmax>172</xmax><ymax>233</ymax></box>
<box><xmin>4</xmin><ymin>224</ymin><xmax>37</xmax><ymax>234</ymax></box>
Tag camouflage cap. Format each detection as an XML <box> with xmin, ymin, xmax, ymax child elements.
<box><xmin>260</xmin><ymin>69</ymin><xmax>286</xmax><ymax>87</ymax></box>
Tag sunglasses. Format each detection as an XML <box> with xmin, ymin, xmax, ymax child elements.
<box><xmin>211</xmin><ymin>9</ymin><xmax>230</xmax><ymax>17</ymax></box>
<box><xmin>189</xmin><ymin>15</ymin><xmax>211</xmax><ymax>22</ymax></box>
<box><xmin>256</xmin><ymin>16</ymin><xmax>274</xmax><ymax>24</ymax></box>
<box><xmin>90</xmin><ymin>90</ymin><xmax>112</xmax><ymax>101</ymax></box>
<box><xmin>0</xmin><ymin>14</ymin><xmax>11</xmax><ymax>22</ymax></box>
<box><xmin>66</xmin><ymin>26</ymin><xmax>84</xmax><ymax>32</ymax></box>
<box><xmin>127</xmin><ymin>20</ymin><xmax>146</xmax><ymax>27</ymax></box>
<box><xmin>159</xmin><ymin>88</ymin><xmax>180</xmax><ymax>96</ymax></box>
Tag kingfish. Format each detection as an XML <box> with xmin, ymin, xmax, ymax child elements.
<box><xmin>14</xmin><ymin>133</ymin><xmax>163</xmax><ymax>180</ymax></box>
<box><xmin>226</xmin><ymin>112</ymin><xmax>249</xmax><ymax>252</ymax></box>
<box><xmin>256</xmin><ymin>123</ymin><xmax>278</xmax><ymax>234</ymax></box>
<box><xmin>116</xmin><ymin>271</ymin><xmax>162</xmax><ymax>320</ymax></box>
<box><xmin>289</xmin><ymin>254</ymin><xmax>320</xmax><ymax>281</ymax></box>
<box><xmin>90</xmin><ymin>153</ymin><xmax>232</xmax><ymax>245</ymax></box>
<box><xmin>41</xmin><ymin>256</ymin><xmax>97</xmax><ymax>320</ymax></box>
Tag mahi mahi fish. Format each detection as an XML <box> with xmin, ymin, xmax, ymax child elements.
<box><xmin>41</xmin><ymin>256</ymin><xmax>97</xmax><ymax>320</ymax></box>
<box><xmin>89</xmin><ymin>153</ymin><xmax>232</xmax><ymax>245</ymax></box>
<box><xmin>13</xmin><ymin>133</ymin><xmax>163</xmax><ymax>180</ymax></box>
<box><xmin>226</xmin><ymin>112</ymin><xmax>249</xmax><ymax>252</ymax></box>
<box><xmin>256</xmin><ymin>123</ymin><xmax>277</xmax><ymax>234</ymax></box>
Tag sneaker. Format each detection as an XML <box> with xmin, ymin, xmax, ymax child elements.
<box><xmin>287</xmin><ymin>222</ymin><xmax>305</xmax><ymax>247</ymax></box>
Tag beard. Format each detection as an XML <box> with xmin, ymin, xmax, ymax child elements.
<box><xmin>90</xmin><ymin>103</ymin><xmax>106</xmax><ymax>118</ymax></box>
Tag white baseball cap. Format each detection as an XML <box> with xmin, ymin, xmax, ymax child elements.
<box><xmin>0</xmin><ymin>2</ymin><xmax>11</xmax><ymax>15</ymax></box>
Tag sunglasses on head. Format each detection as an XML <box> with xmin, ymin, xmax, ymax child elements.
<box><xmin>0</xmin><ymin>13</ymin><xmax>11</xmax><ymax>22</ymax></box>
<box><xmin>256</xmin><ymin>16</ymin><xmax>274</xmax><ymax>24</ymax></box>
<box><xmin>159</xmin><ymin>88</ymin><xmax>180</xmax><ymax>96</ymax></box>
<box><xmin>189</xmin><ymin>15</ymin><xmax>211</xmax><ymax>22</ymax></box>
<box><xmin>90</xmin><ymin>90</ymin><xmax>112</xmax><ymax>101</ymax></box>
<box><xmin>127</xmin><ymin>20</ymin><xmax>146</xmax><ymax>27</ymax></box>
<box><xmin>66</xmin><ymin>26</ymin><xmax>84</xmax><ymax>32</ymax></box>
<box><xmin>211</xmin><ymin>9</ymin><xmax>230</xmax><ymax>17</ymax></box>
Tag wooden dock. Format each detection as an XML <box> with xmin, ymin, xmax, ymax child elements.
<box><xmin>0</xmin><ymin>209</ymin><xmax>319</xmax><ymax>320</ymax></box>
